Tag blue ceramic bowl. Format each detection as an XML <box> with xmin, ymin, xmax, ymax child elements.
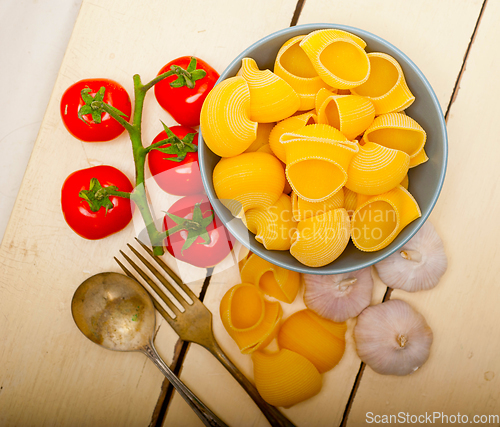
<box><xmin>199</xmin><ymin>23</ymin><xmax>447</xmax><ymax>274</ymax></box>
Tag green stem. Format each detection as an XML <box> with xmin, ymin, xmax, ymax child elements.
<box><xmin>141</xmin><ymin>70</ymin><xmax>175</xmax><ymax>92</ymax></box>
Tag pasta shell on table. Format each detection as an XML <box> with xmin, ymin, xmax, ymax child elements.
<box><xmin>290</xmin><ymin>208</ymin><xmax>351</xmax><ymax>267</ymax></box>
<box><xmin>200</xmin><ymin>76</ymin><xmax>257</xmax><ymax>157</ymax></box>
<box><xmin>240</xmin><ymin>253</ymin><xmax>300</xmax><ymax>303</ymax></box>
<box><xmin>238</xmin><ymin>57</ymin><xmax>300</xmax><ymax>123</ymax></box>
<box><xmin>219</xmin><ymin>283</ymin><xmax>282</xmax><ymax>354</ymax></box>
<box><xmin>281</xmin><ymin>124</ymin><xmax>359</xmax><ymax>202</ymax></box>
<box><xmin>351</xmin><ymin>185</ymin><xmax>421</xmax><ymax>252</ymax></box>
<box><xmin>245</xmin><ymin>193</ymin><xmax>298</xmax><ymax>251</ymax></box>
<box><xmin>317</xmin><ymin>94</ymin><xmax>375</xmax><ymax>140</ymax></box>
<box><xmin>243</xmin><ymin>122</ymin><xmax>275</xmax><ymax>153</ymax></box>
<box><xmin>252</xmin><ymin>349</ymin><xmax>322</xmax><ymax>408</ymax></box>
<box><xmin>278</xmin><ymin>309</ymin><xmax>346</xmax><ymax>374</ymax></box>
<box><xmin>346</xmin><ymin>141</ymin><xmax>410</xmax><ymax>196</ymax></box>
<box><xmin>291</xmin><ymin>188</ymin><xmax>344</xmax><ymax>221</ymax></box>
<box><xmin>299</xmin><ymin>29</ymin><xmax>370</xmax><ymax>89</ymax></box>
<box><xmin>274</xmin><ymin>35</ymin><xmax>332</xmax><ymax>111</ymax></box>
<box><xmin>351</xmin><ymin>52</ymin><xmax>415</xmax><ymax>115</ymax></box>
<box><xmin>362</xmin><ymin>112</ymin><xmax>427</xmax><ymax>163</ymax></box>
<box><xmin>269</xmin><ymin>110</ymin><xmax>318</xmax><ymax>162</ymax></box>
<box><xmin>213</xmin><ymin>152</ymin><xmax>285</xmax><ymax>218</ymax></box>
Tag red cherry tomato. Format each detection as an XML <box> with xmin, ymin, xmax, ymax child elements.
<box><xmin>148</xmin><ymin>125</ymin><xmax>204</xmax><ymax>196</ymax></box>
<box><xmin>163</xmin><ymin>195</ymin><xmax>235</xmax><ymax>268</ymax></box>
<box><xmin>60</xmin><ymin>78</ymin><xmax>132</xmax><ymax>142</ymax></box>
<box><xmin>61</xmin><ymin>165</ymin><xmax>134</xmax><ymax>239</ymax></box>
<box><xmin>154</xmin><ymin>57</ymin><xmax>219</xmax><ymax>127</ymax></box>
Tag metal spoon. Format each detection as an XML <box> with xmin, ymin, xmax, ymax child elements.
<box><xmin>71</xmin><ymin>272</ymin><xmax>228</xmax><ymax>427</ymax></box>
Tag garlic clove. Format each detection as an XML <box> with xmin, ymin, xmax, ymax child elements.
<box><xmin>303</xmin><ymin>267</ymin><xmax>373</xmax><ymax>322</ymax></box>
<box><xmin>375</xmin><ymin>220</ymin><xmax>447</xmax><ymax>292</ymax></box>
<box><xmin>354</xmin><ymin>299</ymin><xmax>433</xmax><ymax>376</ymax></box>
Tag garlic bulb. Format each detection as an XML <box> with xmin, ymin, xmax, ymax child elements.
<box><xmin>375</xmin><ymin>221</ymin><xmax>447</xmax><ymax>292</ymax></box>
<box><xmin>354</xmin><ymin>299</ymin><xmax>433</xmax><ymax>376</ymax></box>
<box><xmin>303</xmin><ymin>267</ymin><xmax>373</xmax><ymax>322</ymax></box>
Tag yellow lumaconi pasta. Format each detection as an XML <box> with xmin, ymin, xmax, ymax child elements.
<box><xmin>351</xmin><ymin>185</ymin><xmax>421</xmax><ymax>252</ymax></box>
<box><xmin>281</xmin><ymin>124</ymin><xmax>359</xmax><ymax>202</ymax></box>
<box><xmin>277</xmin><ymin>309</ymin><xmax>346</xmax><ymax>373</ymax></box>
<box><xmin>317</xmin><ymin>94</ymin><xmax>375</xmax><ymax>140</ymax></box>
<box><xmin>351</xmin><ymin>52</ymin><xmax>415</xmax><ymax>115</ymax></box>
<box><xmin>238</xmin><ymin>57</ymin><xmax>300</xmax><ymax>123</ymax></box>
<box><xmin>343</xmin><ymin>187</ymin><xmax>358</xmax><ymax>218</ymax></box>
<box><xmin>400</xmin><ymin>174</ymin><xmax>409</xmax><ymax>190</ymax></box>
<box><xmin>244</xmin><ymin>122</ymin><xmax>275</xmax><ymax>153</ymax></box>
<box><xmin>220</xmin><ymin>283</ymin><xmax>282</xmax><ymax>353</ymax></box>
<box><xmin>290</xmin><ymin>208</ymin><xmax>351</xmax><ymax>267</ymax></box>
<box><xmin>274</xmin><ymin>35</ymin><xmax>332</xmax><ymax>111</ymax></box>
<box><xmin>200</xmin><ymin>76</ymin><xmax>257</xmax><ymax>157</ymax></box>
<box><xmin>240</xmin><ymin>253</ymin><xmax>300</xmax><ymax>303</ymax></box>
<box><xmin>346</xmin><ymin>141</ymin><xmax>410</xmax><ymax>195</ymax></box>
<box><xmin>269</xmin><ymin>111</ymin><xmax>318</xmax><ymax>162</ymax></box>
<box><xmin>300</xmin><ymin>29</ymin><xmax>370</xmax><ymax>89</ymax></box>
<box><xmin>363</xmin><ymin>112</ymin><xmax>427</xmax><ymax>162</ymax></box>
<box><xmin>213</xmin><ymin>152</ymin><xmax>285</xmax><ymax>217</ymax></box>
<box><xmin>252</xmin><ymin>349</ymin><xmax>322</xmax><ymax>407</ymax></box>
<box><xmin>409</xmin><ymin>147</ymin><xmax>429</xmax><ymax>168</ymax></box>
<box><xmin>245</xmin><ymin>194</ymin><xmax>298</xmax><ymax>251</ymax></box>
<box><xmin>291</xmin><ymin>188</ymin><xmax>344</xmax><ymax>221</ymax></box>
<box><xmin>315</xmin><ymin>87</ymin><xmax>336</xmax><ymax>113</ymax></box>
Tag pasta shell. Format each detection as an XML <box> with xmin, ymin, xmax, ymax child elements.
<box><xmin>351</xmin><ymin>52</ymin><xmax>415</xmax><ymax>115</ymax></box>
<box><xmin>351</xmin><ymin>185</ymin><xmax>421</xmax><ymax>252</ymax></box>
<box><xmin>400</xmin><ymin>174</ymin><xmax>409</xmax><ymax>190</ymax></box>
<box><xmin>363</xmin><ymin>113</ymin><xmax>426</xmax><ymax>160</ymax></box>
<box><xmin>244</xmin><ymin>122</ymin><xmax>275</xmax><ymax>153</ymax></box>
<box><xmin>290</xmin><ymin>208</ymin><xmax>351</xmax><ymax>267</ymax></box>
<box><xmin>343</xmin><ymin>187</ymin><xmax>358</xmax><ymax>218</ymax></box>
<box><xmin>315</xmin><ymin>87</ymin><xmax>336</xmax><ymax>114</ymax></box>
<box><xmin>317</xmin><ymin>94</ymin><xmax>375</xmax><ymax>140</ymax></box>
<box><xmin>409</xmin><ymin>146</ymin><xmax>429</xmax><ymax>168</ymax></box>
<box><xmin>200</xmin><ymin>76</ymin><xmax>257</xmax><ymax>157</ymax></box>
<box><xmin>238</xmin><ymin>57</ymin><xmax>300</xmax><ymax>123</ymax></box>
<box><xmin>291</xmin><ymin>188</ymin><xmax>344</xmax><ymax>221</ymax></box>
<box><xmin>282</xmin><ymin>124</ymin><xmax>359</xmax><ymax>202</ymax></box>
<box><xmin>252</xmin><ymin>349</ymin><xmax>322</xmax><ymax>407</ymax></box>
<box><xmin>245</xmin><ymin>194</ymin><xmax>298</xmax><ymax>251</ymax></box>
<box><xmin>277</xmin><ymin>309</ymin><xmax>346</xmax><ymax>373</ymax></box>
<box><xmin>346</xmin><ymin>141</ymin><xmax>410</xmax><ymax>195</ymax></box>
<box><xmin>269</xmin><ymin>111</ymin><xmax>318</xmax><ymax>162</ymax></box>
<box><xmin>213</xmin><ymin>152</ymin><xmax>285</xmax><ymax>217</ymax></box>
<box><xmin>299</xmin><ymin>29</ymin><xmax>370</xmax><ymax>89</ymax></box>
<box><xmin>274</xmin><ymin>36</ymin><xmax>332</xmax><ymax>111</ymax></box>
<box><xmin>220</xmin><ymin>283</ymin><xmax>282</xmax><ymax>353</ymax></box>
<box><xmin>240</xmin><ymin>253</ymin><xmax>300</xmax><ymax>303</ymax></box>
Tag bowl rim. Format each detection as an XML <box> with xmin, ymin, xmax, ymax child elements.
<box><xmin>199</xmin><ymin>23</ymin><xmax>448</xmax><ymax>274</ymax></box>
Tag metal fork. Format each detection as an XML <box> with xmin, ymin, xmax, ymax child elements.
<box><xmin>115</xmin><ymin>239</ymin><xmax>295</xmax><ymax>427</ymax></box>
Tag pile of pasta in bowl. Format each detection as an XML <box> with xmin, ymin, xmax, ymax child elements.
<box><xmin>200</xmin><ymin>28</ymin><xmax>429</xmax><ymax>269</ymax></box>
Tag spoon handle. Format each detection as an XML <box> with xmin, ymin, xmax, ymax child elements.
<box><xmin>142</xmin><ymin>342</ymin><xmax>229</xmax><ymax>427</ymax></box>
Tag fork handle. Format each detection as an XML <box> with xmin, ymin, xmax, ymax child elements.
<box><xmin>205</xmin><ymin>340</ymin><xmax>296</xmax><ymax>427</ymax></box>
<box><xmin>142</xmin><ymin>342</ymin><xmax>229</xmax><ymax>427</ymax></box>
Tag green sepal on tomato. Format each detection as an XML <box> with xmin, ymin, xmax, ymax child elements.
<box><xmin>148</xmin><ymin>123</ymin><xmax>204</xmax><ymax>196</ymax></box>
<box><xmin>61</xmin><ymin>165</ymin><xmax>134</xmax><ymax>240</ymax></box>
<box><xmin>163</xmin><ymin>195</ymin><xmax>235</xmax><ymax>268</ymax></box>
<box><xmin>154</xmin><ymin>57</ymin><xmax>219</xmax><ymax>127</ymax></box>
<box><xmin>60</xmin><ymin>78</ymin><xmax>131</xmax><ymax>142</ymax></box>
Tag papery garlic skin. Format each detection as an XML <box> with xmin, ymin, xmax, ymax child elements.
<box><xmin>375</xmin><ymin>221</ymin><xmax>447</xmax><ymax>292</ymax></box>
<box><xmin>303</xmin><ymin>267</ymin><xmax>373</xmax><ymax>322</ymax></box>
<box><xmin>354</xmin><ymin>299</ymin><xmax>433</xmax><ymax>376</ymax></box>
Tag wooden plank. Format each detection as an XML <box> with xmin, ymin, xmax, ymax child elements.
<box><xmin>347</xmin><ymin>0</ymin><xmax>500</xmax><ymax>422</ymax></box>
<box><xmin>0</xmin><ymin>0</ymin><xmax>297</xmax><ymax>425</ymax></box>
<box><xmin>297</xmin><ymin>0</ymin><xmax>485</xmax><ymax>111</ymax></box>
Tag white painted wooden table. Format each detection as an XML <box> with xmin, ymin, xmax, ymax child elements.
<box><xmin>1</xmin><ymin>0</ymin><xmax>499</xmax><ymax>426</ymax></box>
